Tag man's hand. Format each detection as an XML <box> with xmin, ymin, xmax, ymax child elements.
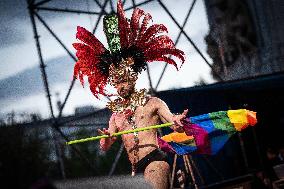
<box><xmin>97</xmin><ymin>128</ymin><xmax>116</xmax><ymax>140</ymax></box>
<box><xmin>172</xmin><ymin>109</ymin><xmax>188</xmax><ymax>132</ymax></box>
<box><xmin>97</xmin><ymin>128</ymin><xmax>110</xmax><ymax>136</ymax></box>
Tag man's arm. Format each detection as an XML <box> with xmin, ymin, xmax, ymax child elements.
<box><xmin>153</xmin><ymin>97</ymin><xmax>188</xmax><ymax>132</ymax></box>
<box><xmin>98</xmin><ymin>114</ymin><xmax>117</xmax><ymax>151</ymax></box>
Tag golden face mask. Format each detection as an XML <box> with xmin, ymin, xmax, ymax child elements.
<box><xmin>108</xmin><ymin>57</ymin><xmax>138</xmax><ymax>86</ymax></box>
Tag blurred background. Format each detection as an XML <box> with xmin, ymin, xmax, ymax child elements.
<box><xmin>0</xmin><ymin>0</ymin><xmax>284</xmax><ymax>188</ymax></box>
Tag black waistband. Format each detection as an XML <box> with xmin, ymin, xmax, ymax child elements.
<box><xmin>135</xmin><ymin>148</ymin><xmax>167</xmax><ymax>173</ymax></box>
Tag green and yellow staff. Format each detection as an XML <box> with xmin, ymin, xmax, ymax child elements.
<box><xmin>66</xmin><ymin>122</ymin><xmax>173</xmax><ymax>145</ymax></box>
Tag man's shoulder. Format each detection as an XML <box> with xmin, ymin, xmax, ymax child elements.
<box><xmin>110</xmin><ymin>112</ymin><xmax>118</xmax><ymax>120</ymax></box>
<box><xmin>148</xmin><ymin>96</ymin><xmax>161</xmax><ymax>101</ymax></box>
<box><xmin>148</xmin><ymin>96</ymin><xmax>164</xmax><ymax>103</ymax></box>
<box><xmin>145</xmin><ymin>96</ymin><xmax>167</xmax><ymax>108</ymax></box>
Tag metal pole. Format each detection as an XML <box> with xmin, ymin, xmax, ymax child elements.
<box><xmin>34</xmin><ymin>12</ymin><xmax>77</xmax><ymax>61</ymax></box>
<box><xmin>33</xmin><ymin>12</ymin><xmax>77</xmax><ymax>119</ymax></box>
<box><xmin>53</xmin><ymin>127</ymin><xmax>66</xmax><ymax>179</ymax></box>
<box><xmin>28</xmin><ymin>2</ymin><xmax>68</xmax><ymax>178</ymax></box>
<box><xmin>34</xmin><ymin>0</ymin><xmax>52</xmax><ymax>7</ymax></box>
<box><xmin>124</xmin><ymin>0</ymin><xmax>155</xmax><ymax>11</ymax></box>
<box><xmin>108</xmin><ymin>143</ymin><xmax>124</xmax><ymax>176</ymax></box>
<box><xmin>28</xmin><ymin>2</ymin><xmax>55</xmax><ymax>119</ymax></box>
<box><xmin>155</xmin><ymin>0</ymin><xmax>197</xmax><ymax>91</ymax></box>
<box><xmin>122</xmin><ymin>0</ymin><xmax>127</xmax><ymax>6</ymax></box>
<box><xmin>27</xmin><ymin>0</ymin><xmax>97</xmax><ymax>173</ymax></box>
<box><xmin>92</xmin><ymin>0</ymin><xmax>109</xmax><ymax>34</ymax></box>
<box><xmin>157</xmin><ymin>0</ymin><xmax>223</xmax><ymax>81</ymax></box>
<box><xmin>131</xmin><ymin>0</ymin><xmax>136</xmax><ymax>8</ymax></box>
<box><xmin>36</xmin><ymin>7</ymin><xmax>101</xmax><ymax>15</ymax></box>
<box><xmin>93</xmin><ymin>0</ymin><xmax>104</xmax><ymax>10</ymax></box>
<box><xmin>110</xmin><ymin>0</ymin><xmax>115</xmax><ymax>13</ymax></box>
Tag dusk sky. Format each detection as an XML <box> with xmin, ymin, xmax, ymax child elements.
<box><xmin>0</xmin><ymin>0</ymin><xmax>215</xmax><ymax>120</ymax></box>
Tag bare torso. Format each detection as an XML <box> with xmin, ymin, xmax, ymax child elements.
<box><xmin>113</xmin><ymin>97</ymin><xmax>161</xmax><ymax>164</ymax></box>
<box><xmin>101</xmin><ymin>96</ymin><xmax>187</xmax><ymax>188</ymax></box>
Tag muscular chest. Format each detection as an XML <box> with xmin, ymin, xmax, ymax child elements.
<box><xmin>114</xmin><ymin>103</ymin><xmax>158</xmax><ymax>131</ymax></box>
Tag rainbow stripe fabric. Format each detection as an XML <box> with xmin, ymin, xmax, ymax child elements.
<box><xmin>158</xmin><ymin>109</ymin><xmax>257</xmax><ymax>155</ymax></box>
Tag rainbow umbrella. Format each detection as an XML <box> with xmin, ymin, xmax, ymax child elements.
<box><xmin>158</xmin><ymin>109</ymin><xmax>257</xmax><ymax>155</ymax></box>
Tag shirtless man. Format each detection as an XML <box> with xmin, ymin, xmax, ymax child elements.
<box><xmin>72</xmin><ymin>1</ymin><xmax>186</xmax><ymax>188</ymax></box>
<box><xmin>98</xmin><ymin>77</ymin><xmax>188</xmax><ymax>189</ymax></box>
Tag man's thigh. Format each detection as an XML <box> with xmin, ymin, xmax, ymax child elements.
<box><xmin>144</xmin><ymin>161</ymin><xmax>170</xmax><ymax>189</ymax></box>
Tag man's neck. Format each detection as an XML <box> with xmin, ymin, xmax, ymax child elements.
<box><xmin>121</xmin><ymin>92</ymin><xmax>134</xmax><ymax>101</ymax></box>
<box><xmin>107</xmin><ymin>88</ymin><xmax>148</xmax><ymax>113</ymax></box>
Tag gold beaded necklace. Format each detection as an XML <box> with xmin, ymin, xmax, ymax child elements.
<box><xmin>107</xmin><ymin>88</ymin><xmax>148</xmax><ymax>176</ymax></box>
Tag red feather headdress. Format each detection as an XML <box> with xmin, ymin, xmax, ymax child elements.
<box><xmin>73</xmin><ymin>0</ymin><xmax>185</xmax><ymax>98</ymax></box>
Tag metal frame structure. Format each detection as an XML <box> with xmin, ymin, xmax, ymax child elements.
<box><xmin>26</xmin><ymin>0</ymin><xmax>223</xmax><ymax>178</ymax></box>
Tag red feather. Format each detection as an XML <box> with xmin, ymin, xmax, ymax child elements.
<box><xmin>144</xmin><ymin>35</ymin><xmax>175</xmax><ymax>51</ymax></box>
<box><xmin>73</xmin><ymin>61</ymin><xmax>80</xmax><ymax>79</ymax></box>
<box><xmin>73</xmin><ymin>26</ymin><xmax>110</xmax><ymax>98</ymax></box>
<box><xmin>131</xmin><ymin>8</ymin><xmax>145</xmax><ymax>42</ymax></box>
<box><xmin>144</xmin><ymin>48</ymin><xmax>185</xmax><ymax>70</ymax></box>
<box><xmin>73</xmin><ymin>60</ymin><xmax>86</xmax><ymax>86</ymax></box>
<box><xmin>140</xmin><ymin>24</ymin><xmax>168</xmax><ymax>44</ymax></box>
<box><xmin>117</xmin><ymin>0</ymin><xmax>130</xmax><ymax>48</ymax></box>
<box><xmin>88</xmin><ymin>70</ymin><xmax>109</xmax><ymax>98</ymax></box>
<box><xmin>148</xmin><ymin>57</ymin><xmax>178</xmax><ymax>70</ymax></box>
<box><xmin>75</xmin><ymin>50</ymin><xmax>100</xmax><ymax>64</ymax></box>
<box><xmin>139</xmin><ymin>13</ymin><xmax>152</xmax><ymax>38</ymax></box>
<box><xmin>73</xmin><ymin>43</ymin><xmax>103</xmax><ymax>55</ymax></box>
<box><xmin>76</xmin><ymin>26</ymin><xmax>105</xmax><ymax>54</ymax></box>
<box><xmin>146</xmin><ymin>48</ymin><xmax>185</xmax><ymax>62</ymax></box>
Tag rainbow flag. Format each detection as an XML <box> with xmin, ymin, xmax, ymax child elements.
<box><xmin>158</xmin><ymin>109</ymin><xmax>257</xmax><ymax>155</ymax></box>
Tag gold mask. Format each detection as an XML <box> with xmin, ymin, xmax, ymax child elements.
<box><xmin>108</xmin><ymin>57</ymin><xmax>138</xmax><ymax>87</ymax></box>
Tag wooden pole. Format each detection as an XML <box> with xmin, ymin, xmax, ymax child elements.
<box><xmin>170</xmin><ymin>154</ymin><xmax>178</xmax><ymax>189</ymax></box>
<box><xmin>184</xmin><ymin>155</ymin><xmax>198</xmax><ymax>189</ymax></box>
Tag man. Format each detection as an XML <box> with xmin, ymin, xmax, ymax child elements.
<box><xmin>72</xmin><ymin>1</ymin><xmax>186</xmax><ymax>188</ymax></box>
<box><xmin>98</xmin><ymin>59</ymin><xmax>188</xmax><ymax>188</ymax></box>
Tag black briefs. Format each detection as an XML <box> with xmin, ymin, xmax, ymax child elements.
<box><xmin>135</xmin><ymin>148</ymin><xmax>168</xmax><ymax>174</ymax></box>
